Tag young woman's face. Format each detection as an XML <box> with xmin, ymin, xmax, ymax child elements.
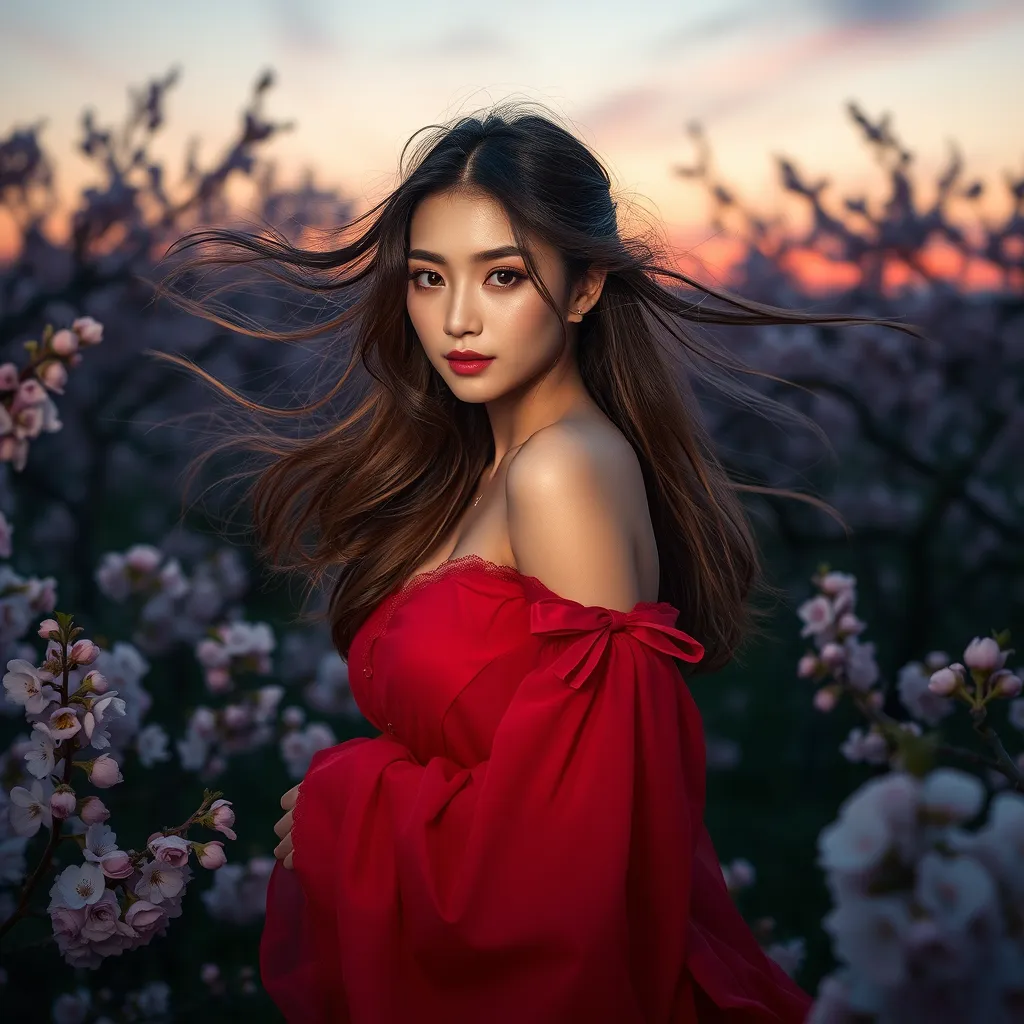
<box><xmin>406</xmin><ymin>189</ymin><xmax>577</xmax><ymax>404</ymax></box>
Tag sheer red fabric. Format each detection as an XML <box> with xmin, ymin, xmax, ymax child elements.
<box><xmin>260</xmin><ymin>555</ymin><xmax>812</xmax><ymax>1023</ymax></box>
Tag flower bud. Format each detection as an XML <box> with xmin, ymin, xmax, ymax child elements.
<box><xmin>87</xmin><ymin>753</ymin><xmax>123</xmax><ymax>789</ymax></box>
<box><xmin>282</xmin><ymin>705</ymin><xmax>306</xmax><ymax>728</ymax></box>
<box><xmin>820</xmin><ymin>642</ymin><xmax>846</xmax><ymax>669</ymax></box>
<box><xmin>70</xmin><ymin>639</ymin><xmax>99</xmax><ymax>666</ymax></box>
<box><xmin>819</xmin><ymin>571</ymin><xmax>856</xmax><ymax>597</ymax></box>
<box><xmin>81</xmin><ymin>670</ymin><xmax>108</xmax><ymax>694</ymax></box>
<box><xmin>813</xmin><ymin>687</ymin><xmax>839</xmax><ymax>712</ymax></box>
<box><xmin>195</xmin><ymin>840</ymin><xmax>227</xmax><ymax>869</ymax></box>
<box><xmin>205</xmin><ymin>667</ymin><xmax>232</xmax><ymax>693</ymax></box>
<box><xmin>222</xmin><ymin>704</ymin><xmax>247</xmax><ymax>729</ymax></box>
<box><xmin>929</xmin><ymin>667</ymin><xmax>961</xmax><ymax>696</ymax></box>
<box><xmin>50</xmin><ymin>328</ymin><xmax>79</xmax><ymax>356</ymax></box>
<box><xmin>797</xmin><ymin>654</ymin><xmax>818</xmax><ymax>679</ymax></box>
<box><xmin>50</xmin><ymin>786</ymin><xmax>77</xmax><ymax>820</ymax></box>
<box><xmin>963</xmin><ymin>637</ymin><xmax>1005</xmax><ymax>672</ymax></box>
<box><xmin>37</xmin><ymin>617</ymin><xmax>60</xmax><ymax>640</ymax></box>
<box><xmin>72</xmin><ymin>316</ymin><xmax>103</xmax><ymax>345</ymax></box>
<box><xmin>38</xmin><ymin>360</ymin><xmax>68</xmax><ymax>394</ymax></box>
<box><xmin>125</xmin><ymin>544</ymin><xmax>162</xmax><ymax>573</ymax></box>
<box><xmin>992</xmin><ymin>672</ymin><xmax>1023</xmax><ymax>699</ymax></box>
<box><xmin>208</xmin><ymin>798</ymin><xmax>237</xmax><ymax>840</ymax></box>
<box><xmin>79</xmin><ymin>794</ymin><xmax>110</xmax><ymax>824</ymax></box>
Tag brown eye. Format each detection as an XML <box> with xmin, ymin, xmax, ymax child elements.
<box><xmin>408</xmin><ymin>269</ymin><xmax>441</xmax><ymax>288</ymax></box>
<box><xmin>487</xmin><ymin>268</ymin><xmax>525</xmax><ymax>288</ymax></box>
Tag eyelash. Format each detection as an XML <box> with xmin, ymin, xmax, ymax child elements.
<box><xmin>407</xmin><ymin>267</ymin><xmax>526</xmax><ymax>290</ymax></box>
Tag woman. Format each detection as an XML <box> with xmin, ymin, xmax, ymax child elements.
<box><xmin>162</xmin><ymin>102</ymin><xmax>918</xmax><ymax>1023</ymax></box>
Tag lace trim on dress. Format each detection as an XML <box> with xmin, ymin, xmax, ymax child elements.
<box><xmin>359</xmin><ymin>554</ymin><xmax>525</xmax><ymax>651</ymax></box>
<box><xmin>359</xmin><ymin>552</ymin><xmax>675</xmax><ymax>653</ymax></box>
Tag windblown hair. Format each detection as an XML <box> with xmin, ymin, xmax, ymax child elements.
<box><xmin>156</xmin><ymin>100</ymin><xmax>920</xmax><ymax>675</ymax></box>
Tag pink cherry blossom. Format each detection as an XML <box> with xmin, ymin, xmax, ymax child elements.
<box><xmin>0</xmin><ymin>362</ymin><xmax>19</xmax><ymax>389</ymax></box>
<box><xmin>99</xmin><ymin>850</ymin><xmax>134</xmax><ymax>879</ymax></box>
<box><xmin>798</xmin><ymin>594</ymin><xmax>835</xmax><ymax>638</ymax></box>
<box><xmin>124</xmin><ymin>899</ymin><xmax>169</xmax><ymax>947</ymax></box>
<box><xmin>2</xmin><ymin>658</ymin><xmax>57</xmax><ymax>714</ymax></box>
<box><xmin>16</xmin><ymin>378</ymin><xmax>46</xmax><ymax>406</ymax></box>
<box><xmin>54</xmin><ymin>862</ymin><xmax>106</xmax><ymax>909</ymax></box>
<box><xmin>79</xmin><ymin>888</ymin><xmax>122</xmax><ymax>942</ymax></box>
<box><xmin>148</xmin><ymin>834</ymin><xmax>192</xmax><ymax>867</ymax></box>
<box><xmin>133</xmin><ymin>859</ymin><xmax>185</xmax><ymax>904</ymax></box>
<box><xmin>10</xmin><ymin>779</ymin><xmax>54</xmax><ymax>836</ymax></box>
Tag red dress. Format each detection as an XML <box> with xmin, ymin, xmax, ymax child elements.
<box><xmin>260</xmin><ymin>555</ymin><xmax>812</xmax><ymax>1023</ymax></box>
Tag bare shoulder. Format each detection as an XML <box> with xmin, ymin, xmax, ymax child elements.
<box><xmin>508</xmin><ymin>417</ymin><xmax>645</xmax><ymax>493</ymax></box>
<box><xmin>504</xmin><ymin>417</ymin><xmax>650</xmax><ymax>612</ymax></box>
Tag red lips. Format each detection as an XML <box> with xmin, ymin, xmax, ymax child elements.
<box><xmin>445</xmin><ymin>349</ymin><xmax>491</xmax><ymax>360</ymax></box>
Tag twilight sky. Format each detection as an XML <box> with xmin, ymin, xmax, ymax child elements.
<box><xmin>1</xmin><ymin>0</ymin><xmax>1021</xmax><ymax>281</ymax></box>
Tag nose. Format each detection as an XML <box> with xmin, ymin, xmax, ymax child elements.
<box><xmin>443</xmin><ymin>282</ymin><xmax>482</xmax><ymax>338</ymax></box>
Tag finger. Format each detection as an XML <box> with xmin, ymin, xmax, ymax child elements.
<box><xmin>284</xmin><ymin>850</ymin><xmax>294</xmax><ymax>870</ymax></box>
<box><xmin>273</xmin><ymin>809</ymin><xmax>293</xmax><ymax>839</ymax></box>
<box><xmin>274</xmin><ymin>833</ymin><xmax>293</xmax><ymax>862</ymax></box>
<box><xmin>280</xmin><ymin>784</ymin><xmax>300</xmax><ymax>810</ymax></box>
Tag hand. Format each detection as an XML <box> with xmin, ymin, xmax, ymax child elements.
<box><xmin>273</xmin><ymin>784</ymin><xmax>300</xmax><ymax>870</ymax></box>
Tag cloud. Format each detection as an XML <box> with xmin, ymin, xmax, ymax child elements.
<box><xmin>816</xmin><ymin>0</ymin><xmax>963</xmax><ymax>25</ymax></box>
<box><xmin>587</xmin><ymin>0</ymin><xmax>1024</xmax><ymax>135</ymax></box>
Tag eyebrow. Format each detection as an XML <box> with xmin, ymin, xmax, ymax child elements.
<box><xmin>406</xmin><ymin>245</ymin><xmax>525</xmax><ymax>265</ymax></box>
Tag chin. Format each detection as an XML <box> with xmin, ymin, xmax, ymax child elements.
<box><xmin>447</xmin><ymin>383</ymin><xmax>496</xmax><ymax>404</ymax></box>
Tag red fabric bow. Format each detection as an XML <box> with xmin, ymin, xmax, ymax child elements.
<box><xmin>528</xmin><ymin>599</ymin><xmax>705</xmax><ymax>690</ymax></box>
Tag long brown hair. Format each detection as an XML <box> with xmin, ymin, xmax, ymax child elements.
<box><xmin>154</xmin><ymin>100</ymin><xmax>921</xmax><ymax>675</ymax></box>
